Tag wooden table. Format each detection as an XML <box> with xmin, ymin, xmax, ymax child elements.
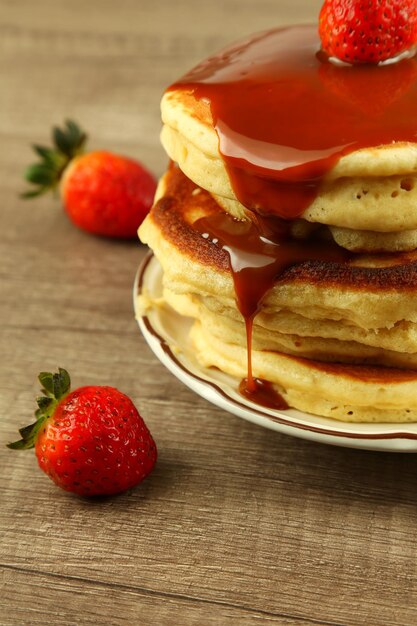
<box><xmin>1</xmin><ymin>2</ymin><xmax>417</xmax><ymax>624</ymax></box>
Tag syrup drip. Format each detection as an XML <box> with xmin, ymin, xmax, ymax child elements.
<box><xmin>239</xmin><ymin>377</ymin><xmax>289</xmax><ymax>410</ymax></box>
<box><xmin>194</xmin><ymin>212</ymin><xmax>352</xmax><ymax>404</ymax></box>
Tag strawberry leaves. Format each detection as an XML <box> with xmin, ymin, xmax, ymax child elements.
<box><xmin>39</xmin><ymin>368</ymin><xmax>71</xmax><ymax>399</ymax></box>
<box><xmin>53</xmin><ymin>120</ymin><xmax>86</xmax><ymax>157</ymax></box>
<box><xmin>7</xmin><ymin>368</ymin><xmax>71</xmax><ymax>450</ymax></box>
<box><xmin>22</xmin><ymin>120</ymin><xmax>87</xmax><ymax>199</ymax></box>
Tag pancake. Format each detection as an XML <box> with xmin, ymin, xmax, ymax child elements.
<box><xmin>138</xmin><ymin>164</ymin><xmax>417</xmax><ymax>422</ymax></box>
<box><xmin>190</xmin><ymin>321</ymin><xmax>417</xmax><ymax>423</ymax></box>
<box><xmin>328</xmin><ymin>225</ymin><xmax>417</xmax><ymax>253</ymax></box>
<box><xmin>161</xmin><ymin>24</ymin><xmax>417</xmax><ymax>233</ymax></box>
<box><xmin>163</xmin><ymin>289</ymin><xmax>417</xmax><ymax>368</ymax></box>
<box><xmin>214</xmin><ymin>198</ymin><xmax>417</xmax><ymax>253</ymax></box>
<box><xmin>139</xmin><ymin>165</ymin><xmax>417</xmax><ymax>331</ymax></box>
<box><xmin>161</xmin><ymin>94</ymin><xmax>417</xmax><ymax>232</ymax></box>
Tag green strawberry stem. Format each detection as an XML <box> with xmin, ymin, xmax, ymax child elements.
<box><xmin>8</xmin><ymin>368</ymin><xmax>71</xmax><ymax>449</ymax></box>
<box><xmin>22</xmin><ymin>120</ymin><xmax>87</xmax><ymax>199</ymax></box>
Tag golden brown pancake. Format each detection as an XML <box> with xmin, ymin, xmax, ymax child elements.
<box><xmin>140</xmin><ymin>164</ymin><xmax>417</xmax><ymax>328</ymax></box>
<box><xmin>138</xmin><ymin>165</ymin><xmax>417</xmax><ymax>422</ymax></box>
<box><xmin>161</xmin><ymin>90</ymin><xmax>417</xmax><ymax>233</ymax></box>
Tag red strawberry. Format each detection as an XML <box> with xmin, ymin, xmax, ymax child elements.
<box><xmin>23</xmin><ymin>120</ymin><xmax>157</xmax><ymax>238</ymax></box>
<box><xmin>319</xmin><ymin>0</ymin><xmax>417</xmax><ymax>64</ymax></box>
<box><xmin>7</xmin><ymin>368</ymin><xmax>157</xmax><ymax>496</ymax></box>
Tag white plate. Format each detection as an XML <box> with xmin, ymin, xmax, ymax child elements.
<box><xmin>134</xmin><ymin>253</ymin><xmax>417</xmax><ymax>452</ymax></box>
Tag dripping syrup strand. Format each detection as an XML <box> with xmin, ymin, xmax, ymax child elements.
<box><xmin>194</xmin><ymin>211</ymin><xmax>353</xmax><ymax>407</ymax></box>
<box><xmin>239</xmin><ymin>377</ymin><xmax>289</xmax><ymax>410</ymax></box>
<box><xmin>239</xmin><ymin>319</ymin><xmax>288</xmax><ymax>411</ymax></box>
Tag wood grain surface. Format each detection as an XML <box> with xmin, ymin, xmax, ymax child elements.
<box><xmin>1</xmin><ymin>1</ymin><xmax>417</xmax><ymax>625</ymax></box>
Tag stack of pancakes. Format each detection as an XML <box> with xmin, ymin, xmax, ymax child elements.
<box><xmin>138</xmin><ymin>27</ymin><xmax>417</xmax><ymax>423</ymax></box>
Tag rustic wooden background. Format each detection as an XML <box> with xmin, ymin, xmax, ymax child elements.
<box><xmin>1</xmin><ymin>1</ymin><xmax>417</xmax><ymax>625</ymax></box>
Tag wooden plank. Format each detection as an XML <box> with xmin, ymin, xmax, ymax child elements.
<box><xmin>1</xmin><ymin>566</ymin><xmax>327</xmax><ymax>626</ymax></box>
<box><xmin>1</xmin><ymin>1</ymin><xmax>417</xmax><ymax>625</ymax></box>
<box><xmin>0</xmin><ymin>0</ymin><xmax>324</xmax><ymax>176</ymax></box>
<box><xmin>2</xmin><ymin>352</ymin><xmax>417</xmax><ymax>626</ymax></box>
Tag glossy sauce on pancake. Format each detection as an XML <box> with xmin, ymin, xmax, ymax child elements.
<box><xmin>194</xmin><ymin>210</ymin><xmax>352</xmax><ymax>399</ymax></box>
<box><xmin>169</xmin><ymin>25</ymin><xmax>417</xmax><ymax>219</ymax></box>
<box><xmin>150</xmin><ymin>164</ymin><xmax>417</xmax><ymax>405</ymax></box>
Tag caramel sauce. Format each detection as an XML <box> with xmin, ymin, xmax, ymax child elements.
<box><xmin>169</xmin><ymin>25</ymin><xmax>417</xmax><ymax>406</ymax></box>
<box><xmin>239</xmin><ymin>378</ymin><xmax>289</xmax><ymax>410</ymax></box>
<box><xmin>194</xmin><ymin>211</ymin><xmax>352</xmax><ymax>403</ymax></box>
<box><xmin>171</xmin><ymin>25</ymin><xmax>417</xmax><ymax>218</ymax></box>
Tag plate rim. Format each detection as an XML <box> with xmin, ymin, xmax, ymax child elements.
<box><xmin>134</xmin><ymin>251</ymin><xmax>417</xmax><ymax>449</ymax></box>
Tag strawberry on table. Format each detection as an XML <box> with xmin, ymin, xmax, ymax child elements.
<box><xmin>8</xmin><ymin>368</ymin><xmax>157</xmax><ymax>496</ymax></box>
<box><xmin>23</xmin><ymin>120</ymin><xmax>157</xmax><ymax>238</ymax></box>
<box><xmin>319</xmin><ymin>0</ymin><xmax>417</xmax><ymax>64</ymax></box>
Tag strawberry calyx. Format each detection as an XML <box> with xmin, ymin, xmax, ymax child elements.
<box><xmin>8</xmin><ymin>368</ymin><xmax>71</xmax><ymax>450</ymax></box>
<box><xmin>23</xmin><ymin>120</ymin><xmax>87</xmax><ymax>199</ymax></box>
